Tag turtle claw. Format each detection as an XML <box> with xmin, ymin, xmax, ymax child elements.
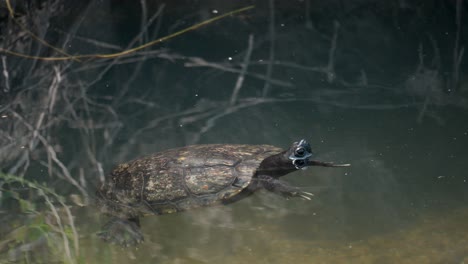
<box><xmin>284</xmin><ymin>190</ymin><xmax>314</xmax><ymax>200</ymax></box>
<box><xmin>98</xmin><ymin>218</ymin><xmax>144</xmax><ymax>247</ymax></box>
<box><xmin>297</xmin><ymin>191</ymin><xmax>314</xmax><ymax>201</ymax></box>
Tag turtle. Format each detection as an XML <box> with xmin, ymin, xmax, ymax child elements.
<box><xmin>95</xmin><ymin>139</ymin><xmax>349</xmax><ymax>246</ymax></box>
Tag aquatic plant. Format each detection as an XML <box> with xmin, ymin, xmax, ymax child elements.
<box><xmin>0</xmin><ymin>172</ymin><xmax>79</xmax><ymax>263</ymax></box>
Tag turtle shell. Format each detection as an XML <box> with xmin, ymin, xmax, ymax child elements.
<box><xmin>97</xmin><ymin>144</ymin><xmax>282</xmax><ymax>218</ymax></box>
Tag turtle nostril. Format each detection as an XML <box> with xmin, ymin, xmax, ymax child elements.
<box><xmin>294</xmin><ymin>159</ymin><xmax>305</xmax><ymax>168</ymax></box>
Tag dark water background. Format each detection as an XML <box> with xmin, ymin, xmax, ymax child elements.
<box><xmin>0</xmin><ymin>0</ymin><xmax>467</xmax><ymax>263</ymax></box>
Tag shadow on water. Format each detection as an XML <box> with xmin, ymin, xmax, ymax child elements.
<box><xmin>1</xmin><ymin>0</ymin><xmax>468</xmax><ymax>263</ymax></box>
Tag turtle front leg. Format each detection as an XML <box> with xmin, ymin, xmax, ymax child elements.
<box><xmin>97</xmin><ymin>217</ymin><xmax>144</xmax><ymax>247</ymax></box>
<box><xmin>257</xmin><ymin>175</ymin><xmax>314</xmax><ymax>200</ymax></box>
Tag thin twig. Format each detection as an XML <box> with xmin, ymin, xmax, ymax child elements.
<box><xmin>230</xmin><ymin>34</ymin><xmax>254</xmax><ymax>106</ymax></box>
<box><xmin>262</xmin><ymin>0</ymin><xmax>276</xmax><ymax>97</ymax></box>
<box><xmin>0</xmin><ymin>5</ymin><xmax>255</xmax><ymax>61</ymax></box>
<box><xmin>188</xmin><ymin>96</ymin><xmax>424</xmax><ymax>145</ymax></box>
<box><xmin>113</xmin><ymin>4</ymin><xmax>165</xmax><ymax>106</ymax></box>
<box><xmin>7</xmin><ymin>150</ymin><xmax>30</xmax><ymax>176</ymax></box>
<box><xmin>9</xmin><ymin>111</ymin><xmax>89</xmax><ymax>203</ymax></box>
<box><xmin>84</xmin><ymin>142</ymin><xmax>106</xmax><ymax>184</ymax></box>
<box><xmin>140</xmin><ymin>0</ymin><xmax>149</xmax><ymax>43</ymax></box>
<box><xmin>61</xmin><ymin>200</ymin><xmax>79</xmax><ymax>259</ymax></box>
<box><xmin>416</xmin><ymin>43</ymin><xmax>424</xmax><ymax>73</ymax></box>
<box><xmin>41</xmin><ymin>190</ymin><xmax>74</xmax><ymax>264</ymax></box>
<box><xmin>327</xmin><ymin>21</ymin><xmax>340</xmax><ymax>83</ymax></box>
<box><xmin>305</xmin><ymin>0</ymin><xmax>314</xmax><ymax>29</ymax></box>
<box><xmin>48</xmin><ymin>66</ymin><xmax>61</xmax><ymax>113</ymax></box>
<box><xmin>250</xmin><ymin>60</ymin><xmax>328</xmax><ymax>74</ymax></box>
<box><xmin>359</xmin><ymin>70</ymin><xmax>368</xmax><ymax>86</ymax></box>
<box><xmin>417</xmin><ymin>94</ymin><xmax>431</xmax><ymax>123</ymax></box>
<box><xmin>55</xmin><ymin>29</ymin><xmax>122</xmax><ymax>51</ymax></box>
<box><xmin>85</xmin><ymin>4</ymin><xmax>165</xmax><ymax>90</ymax></box>
<box><xmin>427</xmin><ymin>34</ymin><xmax>440</xmax><ymax>70</ymax></box>
<box><xmin>3</xmin><ymin>68</ymin><xmax>62</xmax><ymax>176</ymax></box>
<box><xmin>60</xmin><ymin>4</ymin><xmax>90</xmax><ymax>52</ymax></box>
<box><xmin>1</xmin><ymin>56</ymin><xmax>10</xmax><ymax>93</ymax></box>
<box><xmin>415</xmin><ymin>43</ymin><xmax>430</xmax><ymax>122</ymax></box>
<box><xmin>451</xmin><ymin>0</ymin><xmax>463</xmax><ymax>92</ymax></box>
<box><xmin>184</xmin><ymin>57</ymin><xmax>293</xmax><ymax>87</ymax></box>
<box><xmin>130</xmin><ymin>102</ymin><xmax>220</xmax><ymax>142</ymax></box>
<box><xmin>4</xmin><ymin>0</ymin><xmax>76</xmax><ymax>60</ymax></box>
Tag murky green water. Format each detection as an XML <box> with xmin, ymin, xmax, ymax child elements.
<box><xmin>73</xmin><ymin>107</ymin><xmax>468</xmax><ymax>264</ymax></box>
<box><xmin>1</xmin><ymin>1</ymin><xmax>468</xmax><ymax>263</ymax></box>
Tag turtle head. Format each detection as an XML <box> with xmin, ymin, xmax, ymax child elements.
<box><xmin>257</xmin><ymin>139</ymin><xmax>350</xmax><ymax>178</ymax></box>
<box><xmin>287</xmin><ymin>139</ymin><xmax>350</xmax><ymax>170</ymax></box>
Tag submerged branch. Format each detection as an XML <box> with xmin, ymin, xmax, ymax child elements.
<box><xmin>230</xmin><ymin>34</ymin><xmax>254</xmax><ymax>106</ymax></box>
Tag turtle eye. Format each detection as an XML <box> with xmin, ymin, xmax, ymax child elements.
<box><xmin>295</xmin><ymin>147</ymin><xmax>305</xmax><ymax>157</ymax></box>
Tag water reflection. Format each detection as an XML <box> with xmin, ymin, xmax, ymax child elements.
<box><xmin>74</xmin><ymin>203</ymin><xmax>468</xmax><ymax>264</ymax></box>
